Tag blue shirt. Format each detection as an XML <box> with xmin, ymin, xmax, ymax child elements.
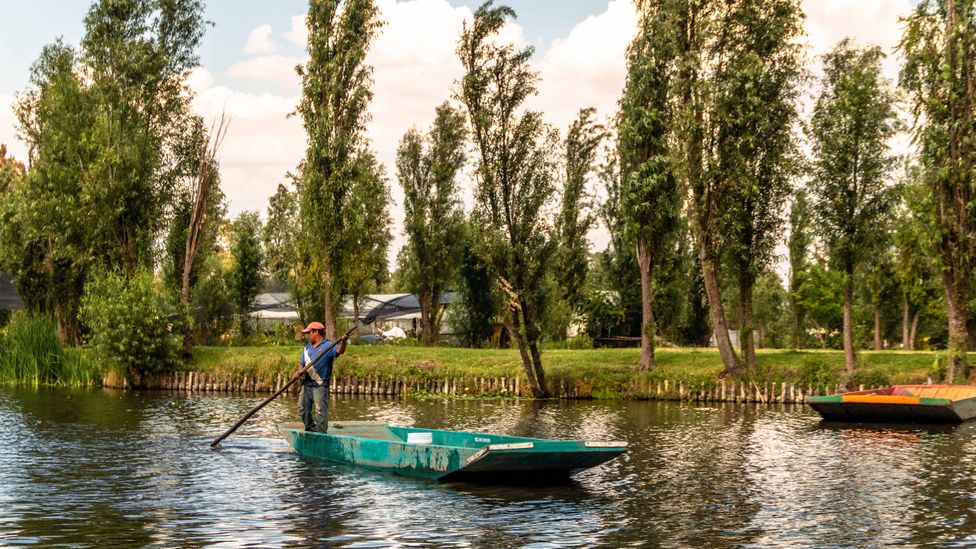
<box><xmin>300</xmin><ymin>338</ymin><xmax>340</xmax><ymax>386</ymax></box>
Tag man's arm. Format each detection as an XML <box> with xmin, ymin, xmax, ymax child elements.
<box><xmin>336</xmin><ymin>337</ymin><xmax>348</xmax><ymax>356</ymax></box>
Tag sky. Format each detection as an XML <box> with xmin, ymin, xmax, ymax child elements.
<box><xmin>0</xmin><ymin>0</ymin><xmax>918</xmax><ymax>267</ymax></box>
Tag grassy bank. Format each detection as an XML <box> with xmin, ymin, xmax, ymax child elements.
<box><xmin>189</xmin><ymin>344</ymin><xmax>954</xmax><ymax>398</ymax></box>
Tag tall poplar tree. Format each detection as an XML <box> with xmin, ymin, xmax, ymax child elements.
<box><xmin>457</xmin><ymin>2</ymin><xmax>559</xmax><ymax>397</ymax></box>
<box><xmin>397</xmin><ymin>103</ymin><xmax>467</xmax><ymax>345</ymax></box>
<box><xmin>554</xmin><ymin>108</ymin><xmax>603</xmax><ymax>318</ymax></box>
<box><xmin>618</xmin><ymin>0</ymin><xmax>681</xmax><ymax>371</ymax></box>
<box><xmin>297</xmin><ymin>0</ymin><xmax>385</xmax><ymax>338</ymax></box>
<box><xmin>901</xmin><ymin>0</ymin><xmax>976</xmax><ymax>382</ymax></box>
<box><xmin>716</xmin><ymin>0</ymin><xmax>803</xmax><ymax>371</ymax></box>
<box><xmin>809</xmin><ymin>40</ymin><xmax>897</xmax><ymax>373</ymax></box>
<box><xmin>787</xmin><ymin>189</ymin><xmax>812</xmax><ymax>349</ymax></box>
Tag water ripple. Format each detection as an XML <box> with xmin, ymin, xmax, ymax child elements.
<box><xmin>3</xmin><ymin>389</ymin><xmax>976</xmax><ymax>546</ymax></box>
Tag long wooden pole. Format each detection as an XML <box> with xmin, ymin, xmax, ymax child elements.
<box><xmin>210</xmin><ymin>325</ymin><xmax>357</xmax><ymax>448</ymax></box>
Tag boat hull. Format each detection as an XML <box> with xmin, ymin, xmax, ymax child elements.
<box><xmin>278</xmin><ymin>422</ymin><xmax>627</xmax><ymax>482</ymax></box>
<box><xmin>807</xmin><ymin>385</ymin><xmax>976</xmax><ymax>423</ymax></box>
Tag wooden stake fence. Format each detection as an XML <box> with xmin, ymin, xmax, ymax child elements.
<box><xmin>103</xmin><ymin>371</ymin><xmax>853</xmax><ymax>403</ymax></box>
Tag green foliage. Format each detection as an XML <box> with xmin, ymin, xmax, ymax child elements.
<box><xmin>449</xmin><ymin>224</ymin><xmax>500</xmax><ymax>348</ymax></box>
<box><xmin>555</xmin><ymin>108</ymin><xmax>603</xmax><ymax>314</ymax></box>
<box><xmin>229</xmin><ymin>212</ymin><xmax>264</xmax><ymax>336</ymax></box>
<box><xmin>5</xmin><ymin>0</ymin><xmax>209</xmax><ymax>343</ymax></box>
<box><xmin>397</xmin><ymin>102</ymin><xmax>466</xmax><ymax>344</ymax></box>
<box><xmin>263</xmin><ymin>183</ymin><xmax>300</xmax><ymax>292</ymax></box>
<box><xmin>79</xmin><ymin>269</ymin><xmax>184</xmax><ymax>383</ymax></box>
<box><xmin>787</xmin><ymin>189</ymin><xmax>812</xmax><ymax>349</ymax></box>
<box><xmin>190</xmin><ymin>254</ymin><xmax>235</xmax><ymax>344</ymax></box>
<box><xmin>593</xmin><ymin>151</ymin><xmax>643</xmax><ymax>339</ymax></box>
<box><xmin>809</xmin><ymin>41</ymin><xmax>898</xmax><ymax>276</ymax></box>
<box><xmin>795</xmin><ymin>259</ymin><xmax>844</xmax><ymax>348</ymax></box>
<box><xmin>617</xmin><ymin>0</ymin><xmax>683</xmax><ymax>369</ymax></box>
<box><xmin>796</xmin><ymin>355</ymin><xmax>839</xmax><ymax>388</ymax></box>
<box><xmin>900</xmin><ymin>0</ymin><xmax>976</xmax><ymax>381</ymax></box>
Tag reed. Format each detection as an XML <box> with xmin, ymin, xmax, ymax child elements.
<box><xmin>0</xmin><ymin>312</ymin><xmax>101</xmax><ymax>386</ymax></box>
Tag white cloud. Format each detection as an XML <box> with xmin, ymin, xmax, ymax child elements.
<box><xmin>225</xmin><ymin>55</ymin><xmax>303</xmax><ymax>91</ymax></box>
<box><xmin>531</xmin><ymin>0</ymin><xmax>636</xmax><ymax>132</ymax></box>
<box><xmin>285</xmin><ymin>14</ymin><xmax>308</xmax><ymax>49</ymax></box>
<box><xmin>189</xmin><ymin>69</ymin><xmax>304</xmax><ymax>216</ymax></box>
<box><xmin>802</xmin><ymin>0</ymin><xmax>912</xmax><ymax>81</ymax></box>
<box><xmin>244</xmin><ymin>24</ymin><xmax>276</xmax><ymax>55</ymax></box>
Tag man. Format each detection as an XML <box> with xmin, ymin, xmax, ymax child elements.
<box><xmin>292</xmin><ymin>321</ymin><xmax>347</xmax><ymax>433</ymax></box>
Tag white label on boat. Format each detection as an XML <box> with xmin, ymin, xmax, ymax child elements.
<box><xmin>474</xmin><ymin>437</ymin><xmax>491</xmax><ymax>443</ymax></box>
<box><xmin>585</xmin><ymin>441</ymin><xmax>628</xmax><ymax>448</ymax></box>
<box><xmin>487</xmin><ymin>442</ymin><xmax>533</xmax><ymax>451</ymax></box>
<box><xmin>406</xmin><ymin>432</ymin><xmax>433</xmax><ymax>444</ymax></box>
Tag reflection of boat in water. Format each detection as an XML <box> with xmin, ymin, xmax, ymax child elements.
<box><xmin>808</xmin><ymin>385</ymin><xmax>976</xmax><ymax>423</ymax></box>
<box><xmin>278</xmin><ymin>421</ymin><xmax>627</xmax><ymax>483</ymax></box>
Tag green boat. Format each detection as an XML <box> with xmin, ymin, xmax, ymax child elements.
<box><xmin>277</xmin><ymin>421</ymin><xmax>628</xmax><ymax>482</ymax></box>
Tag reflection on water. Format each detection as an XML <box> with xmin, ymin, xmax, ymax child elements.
<box><xmin>2</xmin><ymin>388</ymin><xmax>976</xmax><ymax>546</ymax></box>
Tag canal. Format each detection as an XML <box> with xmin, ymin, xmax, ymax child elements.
<box><xmin>1</xmin><ymin>387</ymin><xmax>975</xmax><ymax>547</ymax></box>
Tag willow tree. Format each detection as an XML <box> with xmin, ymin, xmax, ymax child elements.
<box><xmin>457</xmin><ymin>2</ymin><xmax>558</xmax><ymax>397</ymax></box>
<box><xmin>397</xmin><ymin>103</ymin><xmax>467</xmax><ymax>345</ymax></box>
<box><xmin>901</xmin><ymin>0</ymin><xmax>976</xmax><ymax>382</ymax></box>
<box><xmin>297</xmin><ymin>0</ymin><xmax>385</xmax><ymax>338</ymax></box>
<box><xmin>617</xmin><ymin>0</ymin><xmax>682</xmax><ymax>371</ymax></box>
<box><xmin>715</xmin><ymin>0</ymin><xmax>803</xmax><ymax>371</ymax></box>
<box><xmin>809</xmin><ymin>41</ymin><xmax>897</xmax><ymax>373</ymax></box>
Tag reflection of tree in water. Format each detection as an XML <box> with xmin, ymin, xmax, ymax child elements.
<box><xmin>618</xmin><ymin>402</ymin><xmax>764</xmax><ymax>547</ymax></box>
<box><xmin>904</xmin><ymin>423</ymin><xmax>976</xmax><ymax>544</ymax></box>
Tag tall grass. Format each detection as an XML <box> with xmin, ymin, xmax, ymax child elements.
<box><xmin>0</xmin><ymin>312</ymin><xmax>101</xmax><ymax>386</ymax></box>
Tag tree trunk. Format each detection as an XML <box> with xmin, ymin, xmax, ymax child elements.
<box><xmin>843</xmin><ymin>270</ymin><xmax>856</xmax><ymax>373</ymax></box>
<box><xmin>791</xmin><ymin>296</ymin><xmax>802</xmax><ymax>350</ymax></box>
<box><xmin>528</xmin><ymin>338</ymin><xmax>549</xmax><ymax>398</ymax></box>
<box><xmin>943</xmin><ymin>269</ymin><xmax>970</xmax><ymax>382</ymax></box>
<box><xmin>431</xmin><ymin>299</ymin><xmax>444</xmax><ymax>346</ymax></box>
<box><xmin>873</xmin><ymin>306</ymin><xmax>882</xmax><ymax>350</ymax></box>
<box><xmin>636</xmin><ymin>238</ymin><xmax>655</xmax><ymax>372</ymax></box>
<box><xmin>419</xmin><ymin>292</ymin><xmax>431</xmax><ymax>345</ymax></box>
<box><xmin>55</xmin><ymin>299</ymin><xmax>80</xmax><ymax>346</ymax></box>
<box><xmin>738</xmin><ymin>274</ymin><xmax>756</xmax><ymax>371</ymax></box>
<box><xmin>902</xmin><ymin>292</ymin><xmax>911</xmax><ymax>350</ymax></box>
<box><xmin>323</xmin><ymin>268</ymin><xmax>337</xmax><ymax>340</ymax></box>
<box><xmin>506</xmin><ymin>313</ymin><xmax>542</xmax><ymax>397</ymax></box>
<box><xmin>700</xmin><ymin>251</ymin><xmax>742</xmax><ymax>375</ymax></box>
<box><xmin>909</xmin><ymin>311</ymin><xmax>920</xmax><ymax>351</ymax></box>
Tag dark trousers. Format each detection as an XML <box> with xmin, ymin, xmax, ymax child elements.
<box><xmin>299</xmin><ymin>383</ymin><xmax>328</xmax><ymax>432</ymax></box>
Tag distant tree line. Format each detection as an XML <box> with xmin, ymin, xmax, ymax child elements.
<box><xmin>1</xmin><ymin>0</ymin><xmax>974</xmax><ymax>389</ymax></box>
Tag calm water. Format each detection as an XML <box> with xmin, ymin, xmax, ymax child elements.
<box><xmin>2</xmin><ymin>388</ymin><xmax>976</xmax><ymax>547</ymax></box>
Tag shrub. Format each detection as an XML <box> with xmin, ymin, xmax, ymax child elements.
<box><xmin>80</xmin><ymin>268</ymin><xmax>185</xmax><ymax>385</ymax></box>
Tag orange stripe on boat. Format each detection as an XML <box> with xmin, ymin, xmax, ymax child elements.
<box><xmin>842</xmin><ymin>395</ymin><xmax>921</xmax><ymax>405</ymax></box>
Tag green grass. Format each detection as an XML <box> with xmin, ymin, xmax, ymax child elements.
<box><xmin>189</xmin><ymin>344</ymin><xmax>958</xmax><ymax>397</ymax></box>
<box><xmin>0</xmin><ymin>312</ymin><xmax>102</xmax><ymax>387</ymax></box>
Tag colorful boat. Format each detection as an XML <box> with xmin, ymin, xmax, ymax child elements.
<box><xmin>277</xmin><ymin>421</ymin><xmax>628</xmax><ymax>482</ymax></box>
<box><xmin>807</xmin><ymin>385</ymin><xmax>976</xmax><ymax>423</ymax></box>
